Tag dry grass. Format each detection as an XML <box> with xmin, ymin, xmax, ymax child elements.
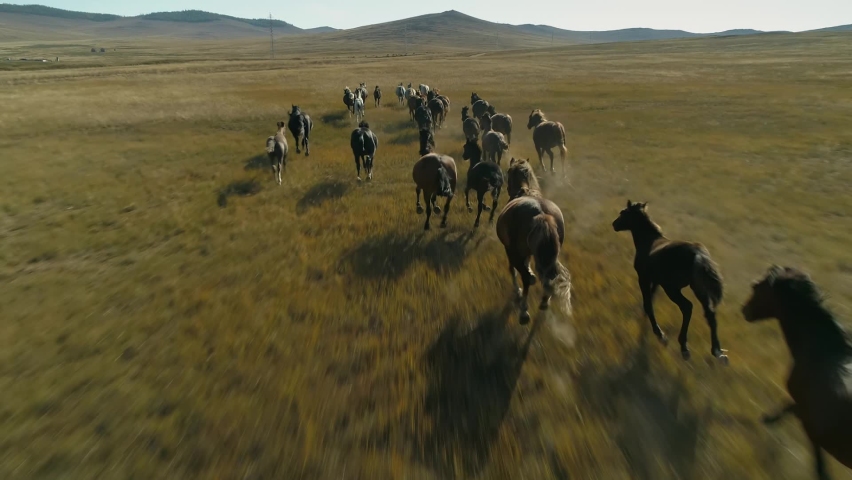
<box><xmin>1</xmin><ymin>31</ymin><xmax>852</xmax><ymax>479</ymax></box>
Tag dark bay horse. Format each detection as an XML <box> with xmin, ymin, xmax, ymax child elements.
<box><xmin>744</xmin><ymin>266</ymin><xmax>852</xmax><ymax>480</ymax></box>
<box><xmin>373</xmin><ymin>85</ymin><xmax>382</xmax><ymax>107</ymax></box>
<box><xmin>412</xmin><ymin>153</ymin><xmax>457</xmax><ymax>230</ymax></box>
<box><xmin>487</xmin><ymin>106</ymin><xmax>513</xmax><ymax>145</ymax></box>
<box><xmin>414</xmin><ymin>104</ymin><xmax>433</xmax><ymax>133</ymax></box>
<box><xmin>408</xmin><ymin>95</ymin><xmax>423</xmax><ymax>121</ymax></box>
<box><xmin>428</xmin><ymin>97</ymin><xmax>446</xmax><ymax>129</ymax></box>
<box><xmin>288</xmin><ymin>105</ymin><xmax>312</xmax><ymax>156</ymax></box>
<box><xmin>265</xmin><ymin>121</ymin><xmax>289</xmax><ymax>185</ymax></box>
<box><xmin>612</xmin><ymin>201</ymin><xmax>727</xmax><ymax>362</ymax></box>
<box><xmin>506</xmin><ymin>157</ymin><xmax>541</xmax><ymax>199</ymax></box>
<box><xmin>419</xmin><ymin>129</ymin><xmax>435</xmax><ymax>156</ymax></box>
<box><xmin>350</xmin><ymin>121</ymin><xmax>378</xmax><ymax>181</ymax></box>
<box><xmin>497</xmin><ymin>195</ymin><xmax>571</xmax><ymax>324</ymax></box>
<box><xmin>527</xmin><ymin>109</ymin><xmax>567</xmax><ymax>174</ymax></box>
<box><xmin>462</xmin><ymin>139</ymin><xmax>503</xmax><ymax>227</ymax></box>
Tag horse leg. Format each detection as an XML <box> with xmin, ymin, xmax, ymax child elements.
<box><xmin>465</xmin><ymin>187</ymin><xmax>473</xmax><ymax>212</ymax></box>
<box><xmin>762</xmin><ymin>402</ymin><xmax>796</xmax><ymax>424</ymax></box>
<box><xmin>559</xmin><ymin>144</ymin><xmax>568</xmax><ymax>177</ymax></box>
<box><xmin>424</xmin><ymin>192</ymin><xmax>433</xmax><ymax>230</ymax></box>
<box><xmin>813</xmin><ymin>442</ymin><xmax>830</xmax><ymax>480</ymax></box>
<box><xmin>509</xmin><ymin>253</ymin><xmax>534</xmax><ymax>325</ymax></box>
<box><xmin>355</xmin><ymin>155</ymin><xmax>361</xmax><ymax>181</ymax></box>
<box><xmin>304</xmin><ymin>135</ymin><xmax>310</xmax><ymax>157</ymax></box>
<box><xmin>295</xmin><ymin>135</ymin><xmax>301</xmax><ymax>154</ymax></box>
<box><xmin>536</xmin><ymin>146</ymin><xmax>546</xmax><ymax>171</ymax></box>
<box><xmin>474</xmin><ymin>190</ymin><xmax>485</xmax><ymax>228</ymax></box>
<box><xmin>488</xmin><ymin>187</ymin><xmax>500</xmax><ymax>224</ymax></box>
<box><xmin>431</xmin><ymin>192</ymin><xmax>441</xmax><ymax>214</ymax></box>
<box><xmin>663</xmin><ymin>286</ymin><xmax>693</xmax><ymax>360</ymax></box>
<box><xmin>497</xmin><ymin>150</ymin><xmax>503</xmax><ymax>166</ymax></box>
<box><xmin>416</xmin><ymin>187</ymin><xmax>424</xmax><ymax>214</ymax></box>
<box><xmin>639</xmin><ymin>278</ymin><xmax>666</xmax><ymax>343</ymax></box>
<box><xmin>546</xmin><ymin>149</ymin><xmax>556</xmax><ymax>173</ymax></box>
<box><xmin>440</xmin><ymin>195</ymin><xmax>452</xmax><ymax>228</ymax></box>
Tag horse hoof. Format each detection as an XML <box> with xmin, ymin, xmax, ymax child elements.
<box><xmin>416</xmin><ymin>206</ymin><xmax>424</xmax><ymax>214</ymax></box>
<box><xmin>424</xmin><ymin>224</ymin><xmax>431</xmax><ymax>231</ymax></box>
<box><xmin>440</xmin><ymin>222</ymin><xmax>448</xmax><ymax>228</ymax></box>
<box><xmin>717</xmin><ymin>354</ymin><xmax>730</xmax><ymax>366</ymax></box>
<box><xmin>357</xmin><ymin>177</ymin><xmax>362</xmax><ymax>182</ymax></box>
<box><xmin>657</xmin><ymin>333</ymin><xmax>669</xmax><ymax>345</ymax></box>
<box><xmin>528</xmin><ymin>274</ymin><xmax>537</xmax><ymax>286</ymax></box>
<box><xmin>519</xmin><ymin>312</ymin><xmax>531</xmax><ymax>325</ymax></box>
<box><xmin>681</xmin><ymin>350</ymin><xmax>691</xmax><ymax>361</ymax></box>
<box><xmin>367</xmin><ymin>173</ymin><xmax>372</xmax><ymax>181</ymax></box>
<box><xmin>482</xmin><ymin>205</ymin><xmax>492</xmax><ymax>212</ymax></box>
<box><xmin>433</xmin><ymin>207</ymin><xmax>442</xmax><ymax>214</ymax></box>
<box><xmin>467</xmin><ymin>206</ymin><xmax>473</xmax><ymax>213</ymax></box>
<box><xmin>515</xmin><ymin>288</ymin><xmax>523</xmax><ymax>299</ymax></box>
<box><xmin>539</xmin><ymin>302</ymin><xmax>550</xmax><ymax>311</ymax></box>
<box><xmin>473</xmin><ymin>221</ymin><xmax>480</xmax><ymax>228</ymax></box>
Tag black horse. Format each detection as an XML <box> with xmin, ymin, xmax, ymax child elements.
<box><xmin>350</xmin><ymin>121</ymin><xmax>378</xmax><ymax>181</ymax></box>
<box><xmin>462</xmin><ymin>139</ymin><xmax>503</xmax><ymax>228</ymax></box>
<box><xmin>414</xmin><ymin>104</ymin><xmax>433</xmax><ymax>133</ymax></box>
<box><xmin>288</xmin><ymin>105</ymin><xmax>313</xmax><ymax>156</ymax></box>
<box><xmin>419</xmin><ymin>129</ymin><xmax>436</xmax><ymax>156</ymax></box>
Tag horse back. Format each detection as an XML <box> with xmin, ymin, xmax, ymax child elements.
<box><xmin>533</xmin><ymin>121</ymin><xmax>565</xmax><ymax>148</ymax></box>
<box><xmin>642</xmin><ymin>240</ymin><xmax>706</xmax><ymax>286</ymax></box>
<box><xmin>413</xmin><ymin>154</ymin><xmax>457</xmax><ymax>190</ymax></box>
<box><xmin>497</xmin><ymin>197</ymin><xmax>562</xmax><ymax>251</ymax></box>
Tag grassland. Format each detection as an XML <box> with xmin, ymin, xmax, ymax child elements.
<box><xmin>1</xmin><ymin>31</ymin><xmax>852</xmax><ymax>479</ymax></box>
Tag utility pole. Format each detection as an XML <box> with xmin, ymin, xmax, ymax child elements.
<box><xmin>404</xmin><ymin>24</ymin><xmax>408</xmax><ymax>54</ymax></box>
<box><xmin>269</xmin><ymin>13</ymin><xmax>274</xmax><ymax>60</ymax></box>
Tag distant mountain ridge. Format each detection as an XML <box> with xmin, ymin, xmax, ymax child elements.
<box><xmin>0</xmin><ymin>4</ymin><xmax>846</xmax><ymax>46</ymax></box>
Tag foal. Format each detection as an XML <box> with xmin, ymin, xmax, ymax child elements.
<box><xmin>265</xmin><ymin>121</ymin><xmax>289</xmax><ymax>185</ymax></box>
<box><xmin>612</xmin><ymin>201</ymin><xmax>727</xmax><ymax>362</ymax></box>
<box><xmin>744</xmin><ymin>266</ymin><xmax>852</xmax><ymax>480</ymax></box>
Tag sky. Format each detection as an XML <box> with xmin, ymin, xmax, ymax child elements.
<box><xmin>28</xmin><ymin>1</ymin><xmax>852</xmax><ymax>32</ymax></box>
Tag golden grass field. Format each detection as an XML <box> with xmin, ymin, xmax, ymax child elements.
<box><xmin>1</xmin><ymin>31</ymin><xmax>852</xmax><ymax>479</ymax></box>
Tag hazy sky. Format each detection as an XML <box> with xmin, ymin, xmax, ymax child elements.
<box><xmin>30</xmin><ymin>1</ymin><xmax>852</xmax><ymax>32</ymax></box>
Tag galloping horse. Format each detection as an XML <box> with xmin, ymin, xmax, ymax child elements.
<box><xmin>462</xmin><ymin>139</ymin><xmax>503</xmax><ymax>227</ymax></box>
<box><xmin>350</xmin><ymin>121</ymin><xmax>378</xmax><ymax>181</ymax></box>
<box><xmin>287</xmin><ymin>105</ymin><xmax>313</xmax><ymax>156</ymax></box>
<box><xmin>353</xmin><ymin>94</ymin><xmax>365</xmax><ymax>123</ymax></box>
<box><xmin>487</xmin><ymin>105</ymin><xmax>513</xmax><ymax>144</ymax></box>
<box><xmin>343</xmin><ymin>87</ymin><xmax>355</xmax><ymax>115</ymax></box>
<box><xmin>428</xmin><ymin>97</ymin><xmax>446</xmax><ymax>129</ymax></box>
<box><xmin>461</xmin><ymin>106</ymin><xmax>481</xmax><ymax>142</ymax></box>
<box><xmin>497</xmin><ymin>192</ymin><xmax>571</xmax><ymax>324</ymax></box>
<box><xmin>480</xmin><ymin>114</ymin><xmax>509</xmax><ymax>165</ymax></box>
<box><xmin>527</xmin><ymin>109</ymin><xmax>567</xmax><ymax>174</ymax></box>
<box><xmin>395</xmin><ymin>83</ymin><xmax>406</xmax><ymax>105</ymax></box>
<box><xmin>265</xmin><ymin>121</ymin><xmax>289</xmax><ymax>185</ymax></box>
<box><xmin>613</xmin><ymin>201</ymin><xmax>727</xmax><ymax>362</ymax></box>
<box><xmin>506</xmin><ymin>157</ymin><xmax>541</xmax><ymax>199</ymax></box>
<box><xmin>744</xmin><ymin>266</ymin><xmax>852</xmax><ymax>480</ymax></box>
<box><xmin>413</xmin><ymin>153</ymin><xmax>457</xmax><ymax>230</ymax></box>
<box><xmin>373</xmin><ymin>85</ymin><xmax>382</xmax><ymax>107</ymax></box>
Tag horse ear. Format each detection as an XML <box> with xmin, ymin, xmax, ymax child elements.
<box><xmin>640</xmin><ymin>202</ymin><xmax>648</xmax><ymax>210</ymax></box>
<box><xmin>626</xmin><ymin>199</ymin><xmax>632</xmax><ymax>208</ymax></box>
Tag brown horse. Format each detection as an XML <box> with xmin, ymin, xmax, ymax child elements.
<box><xmin>461</xmin><ymin>106</ymin><xmax>481</xmax><ymax>142</ymax></box>
<box><xmin>497</xmin><ymin>194</ymin><xmax>571</xmax><ymax>324</ymax></box>
<box><xmin>428</xmin><ymin>97</ymin><xmax>446</xmax><ymax>129</ymax></box>
<box><xmin>487</xmin><ymin>105</ymin><xmax>513</xmax><ymax>144</ymax></box>
<box><xmin>506</xmin><ymin>157</ymin><xmax>541</xmax><ymax>199</ymax></box>
<box><xmin>373</xmin><ymin>85</ymin><xmax>382</xmax><ymax>107</ymax></box>
<box><xmin>462</xmin><ymin>139</ymin><xmax>503</xmax><ymax>227</ymax></box>
<box><xmin>412</xmin><ymin>153</ymin><xmax>457</xmax><ymax>230</ymax></box>
<box><xmin>480</xmin><ymin>114</ymin><xmax>509</xmax><ymax>165</ymax></box>
<box><xmin>408</xmin><ymin>95</ymin><xmax>423</xmax><ymax>121</ymax></box>
<box><xmin>612</xmin><ymin>201</ymin><xmax>727</xmax><ymax>362</ymax></box>
<box><xmin>265</xmin><ymin>121</ymin><xmax>289</xmax><ymax>185</ymax></box>
<box><xmin>743</xmin><ymin>266</ymin><xmax>852</xmax><ymax>480</ymax></box>
<box><xmin>527</xmin><ymin>109</ymin><xmax>567</xmax><ymax>174</ymax></box>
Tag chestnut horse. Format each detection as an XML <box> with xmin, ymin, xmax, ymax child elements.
<box><xmin>497</xmin><ymin>194</ymin><xmax>571</xmax><ymax>324</ymax></box>
<box><xmin>412</xmin><ymin>153</ymin><xmax>457</xmax><ymax>230</ymax></box>
<box><xmin>744</xmin><ymin>266</ymin><xmax>852</xmax><ymax>480</ymax></box>
<box><xmin>612</xmin><ymin>201</ymin><xmax>727</xmax><ymax>362</ymax></box>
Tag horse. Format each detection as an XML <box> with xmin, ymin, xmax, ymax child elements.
<box><xmin>527</xmin><ymin>109</ymin><xmax>568</xmax><ymax>174</ymax></box>
<box><xmin>395</xmin><ymin>83</ymin><xmax>406</xmax><ymax>105</ymax></box>
<box><xmin>612</xmin><ymin>200</ymin><xmax>727</xmax><ymax>362</ymax></box>
<box><xmin>266</xmin><ymin>121</ymin><xmax>289</xmax><ymax>185</ymax></box>
<box><xmin>462</xmin><ymin>139</ymin><xmax>503</xmax><ymax>227</ymax></box>
<box><xmin>743</xmin><ymin>266</ymin><xmax>852</xmax><ymax>480</ymax></box>
<box><xmin>414</xmin><ymin>104</ymin><xmax>433</xmax><ymax>133</ymax></box>
<box><xmin>353</xmin><ymin>94</ymin><xmax>365</xmax><ymax>123</ymax></box>
<box><xmin>408</xmin><ymin>95</ymin><xmax>424</xmax><ymax>121</ymax></box>
<box><xmin>487</xmin><ymin>106</ymin><xmax>513</xmax><ymax>145</ymax></box>
<box><xmin>373</xmin><ymin>85</ymin><xmax>382</xmax><ymax>107</ymax></box>
<box><xmin>437</xmin><ymin>93</ymin><xmax>451</xmax><ymax>114</ymax></box>
<box><xmin>343</xmin><ymin>87</ymin><xmax>355</xmax><ymax>115</ymax></box>
<box><xmin>355</xmin><ymin>82</ymin><xmax>368</xmax><ymax>102</ymax></box>
<box><xmin>470</xmin><ymin>92</ymin><xmax>482</xmax><ymax>105</ymax></box>
<box><xmin>428</xmin><ymin>97</ymin><xmax>446</xmax><ymax>129</ymax></box>
<box><xmin>419</xmin><ymin>129</ymin><xmax>436</xmax><ymax>156</ymax></box>
<box><xmin>480</xmin><ymin>114</ymin><xmax>509</xmax><ymax>165</ymax></box>
<box><xmin>461</xmin><ymin>106</ymin><xmax>481</xmax><ymax>142</ymax></box>
<box><xmin>419</xmin><ymin>84</ymin><xmax>430</xmax><ymax>96</ymax></box>
<box><xmin>506</xmin><ymin>157</ymin><xmax>541</xmax><ymax>199</ymax></box>
<box><xmin>412</xmin><ymin>153</ymin><xmax>457</xmax><ymax>230</ymax></box>
<box><xmin>472</xmin><ymin>99</ymin><xmax>491</xmax><ymax>120</ymax></box>
<box><xmin>350</xmin><ymin>120</ymin><xmax>378</xmax><ymax>181</ymax></box>
<box><xmin>405</xmin><ymin>86</ymin><xmax>418</xmax><ymax>100</ymax></box>
<box><xmin>287</xmin><ymin>105</ymin><xmax>313</xmax><ymax>156</ymax></box>
<box><xmin>496</xmin><ymin>193</ymin><xmax>570</xmax><ymax>324</ymax></box>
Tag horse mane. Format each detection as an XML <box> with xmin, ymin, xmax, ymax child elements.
<box><xmin>508</xmin><ymin>158</ymin><xmax>541</xmax><ymax>197</ymax></box>
<box><xmin>530</xmin><ymin>109</ymin><xmax>546</xmax><ymax>123</ymax></box>
<box><xmin>768</xmin><ymin>267</ymin><xmax>852</xmax><ymax>354</ymax></box>
<box><xmin>358</xmin><ymin>121</ymin><xmax>370</xmax><ymax>129</ymax></box>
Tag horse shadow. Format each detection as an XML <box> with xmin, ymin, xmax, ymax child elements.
<box><xmin>320</xmin><ymin>111</ymin><xmax>350</xmax><ymax>129</ymax></box>
<box><xmin>341</xmin><ymin>229</ymin><xmax>476</xmax><ymax>280</ymax></box>
<box><xmin>295</xmin><ymin>180</ymin><xmax>349</xmax><ymax>215</ymax></box>
<box><xmin>573</xmin><ymin>334</ymin><xmax>700</xmax><ymax>480</ymax></box>
<box><xmin>244</xmin><ymin>154</ymin><xmax>268</xmax><ymax>171</ymax></box>
<box><xmin>383</xmin><ymin>119</ymin><xmax>416</xmax><ymax>134</ymax></box>
<box><xmin>414</xmin><ymin>304</ymin><xmax>542</xmax><ymax>477</ymax></box>
<box><xmin>217</xmin><ymin>180</ymin><xmax>261</xmax><ymax>208</ymax></box>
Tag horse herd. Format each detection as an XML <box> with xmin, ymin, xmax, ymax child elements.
<box><xmin>266</xmin><ymin>84</ymin><xmax>852</xmax><ymax>480</ymax></box>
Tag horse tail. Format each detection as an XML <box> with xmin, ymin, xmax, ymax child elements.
<box><xmin>693</xmin><ymin>251</ymin><xmax>724</xmax><ymax>310</ymax></box>
<box><xmin>500</xmin><ymin>136</ymin><xmax>509</xmax><ymax>151</ymax></box>
<box><xmin>558</xmin><ymin>122</ymin><xmax>567</xmax><ymax>150</ymax></box>
<box><xmin>528</xmin><ymin>214</ymin><xmax>573</xmax><ymax>315</ymax></box>
<box><xmin>266</xmin><ymin>137</ymin><xmax>276</xmax><ymax>154</ymax></box>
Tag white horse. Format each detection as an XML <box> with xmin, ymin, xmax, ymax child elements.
<box><xmin>395</xmin><ymin>83</ymin><xmax>406</xmax><ymax>105</ymax></box>
<box><xmin>419</xmin><ymin>84</ymin><xmax>430</xmax><ymax>96</ymax></box>
<box><xmin>353</xmin><ymin>94</ymin><xmax>365</xmax><ymax>123</ymax></box>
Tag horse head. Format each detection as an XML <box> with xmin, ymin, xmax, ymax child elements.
<box><xmin>612</xmin><ymin>200</ymin><xmax>651</xmax><ymax>232</ymax></box>
<box><xmin>462</xmin><ymin>139</ymin><xmax>481</xmax><ymax>164</ymax></box>
<box><xmin>527</xmin><ymin>109</ymin><xmax>545</xmax><ymax>129</ymax></box>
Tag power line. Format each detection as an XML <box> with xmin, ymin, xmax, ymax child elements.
<box><xmin>269</xmin><ymin>13</ymin><xmax>274</xmax><ymax>60</ymax></box>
